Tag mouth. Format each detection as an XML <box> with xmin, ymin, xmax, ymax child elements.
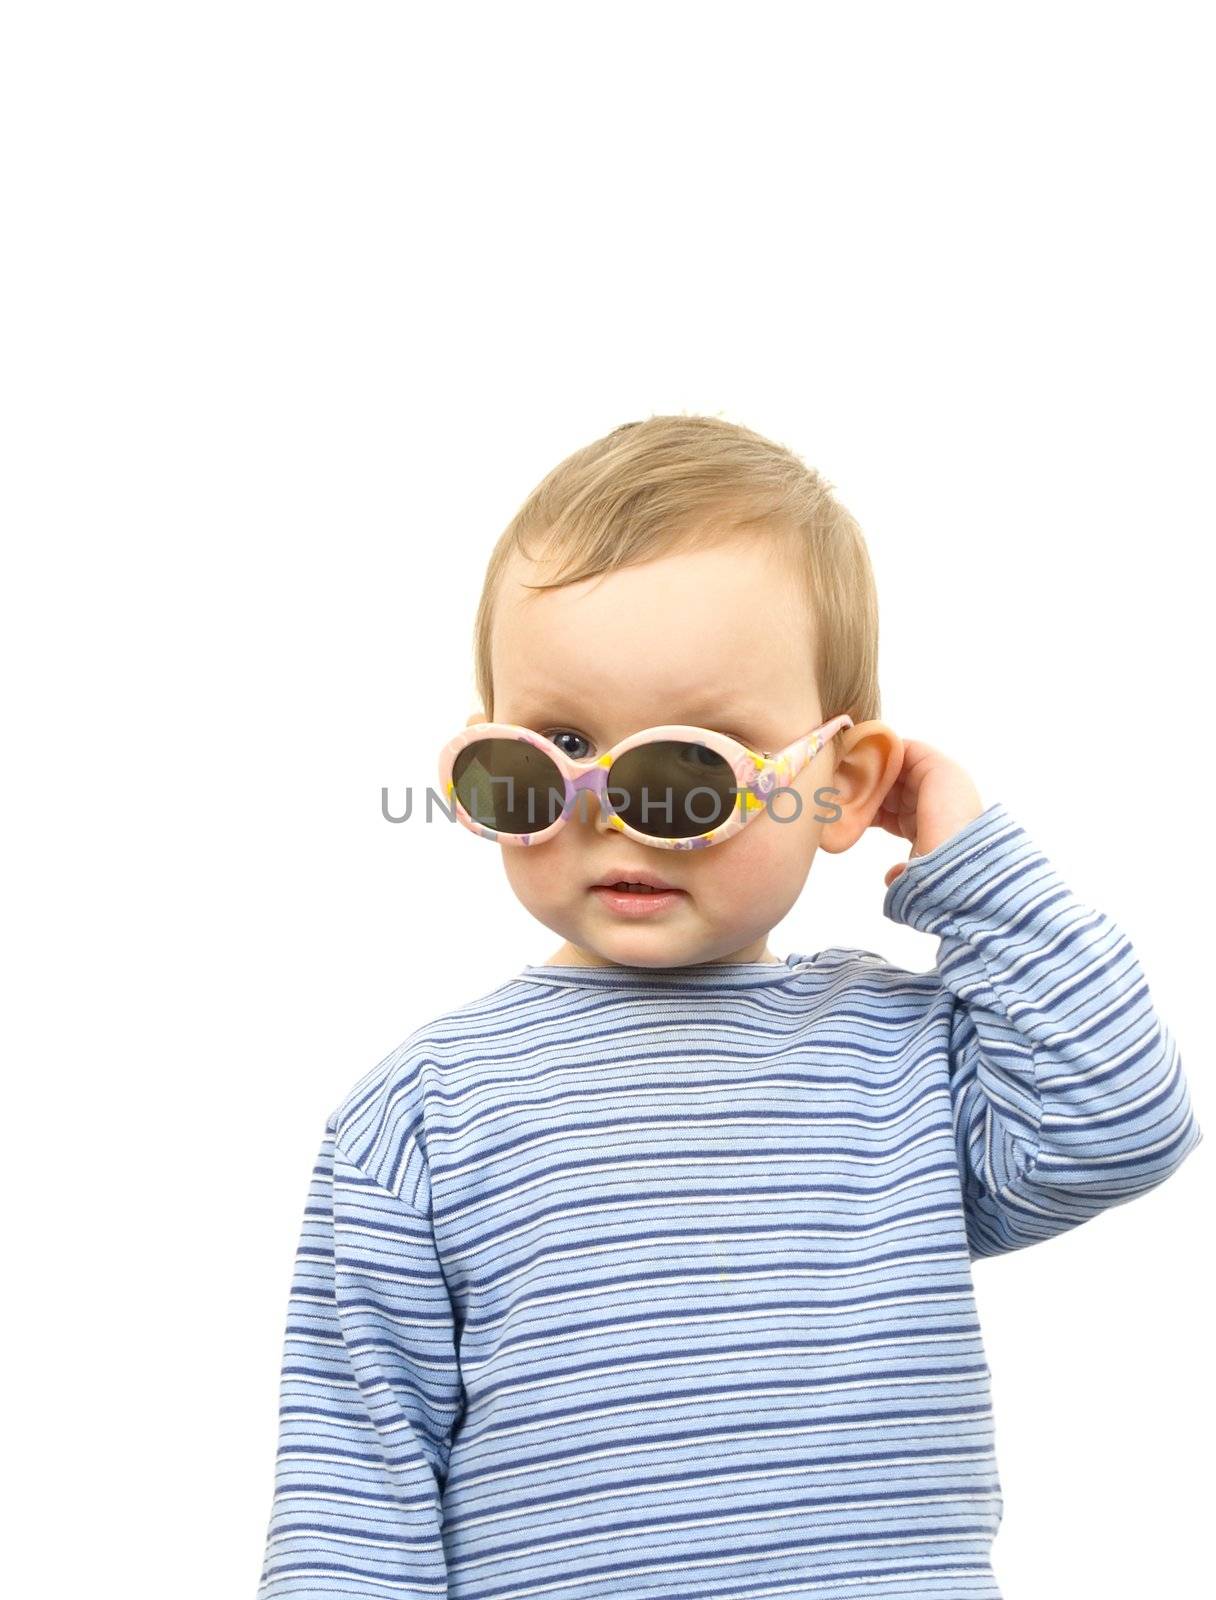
<box><xmin>589</xmin><ymin>869</ymin><xmax>683</xmax><ymax>894</ymax></box>
<box><xmin>588</xmin><ymin>870</ymin><xmax>687</xmax><ymax>917</ymax></box>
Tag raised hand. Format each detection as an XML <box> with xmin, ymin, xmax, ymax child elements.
<box><xmin>871</xmin><ymin>738</ymin><xmax>984</xmax><ymax>888</ymax></box>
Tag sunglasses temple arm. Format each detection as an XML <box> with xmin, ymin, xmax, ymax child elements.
<box><xmin>767</xmin><ymin>716</ymin><xmax>852</xmax><ymax>786</ymax></box>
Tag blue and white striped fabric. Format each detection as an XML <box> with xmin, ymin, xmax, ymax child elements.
<box><xmin>256</xmin><ymin>801</ymin><xmax>1201</xmax><ymax>1599</ymax></box>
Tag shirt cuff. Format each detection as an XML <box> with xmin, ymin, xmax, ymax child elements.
<box><xmin>882</xmin><ymin>799</ymin><xmax>1034</xmax><ymax>933</ymax></box>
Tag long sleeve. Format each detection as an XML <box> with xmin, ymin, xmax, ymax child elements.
<box><xmin>257</xmin><ymin>1117</ymin><xmax>464</xmax><ymax>1598</ymax></box>
<box><xmin>884</xmin><ymin>800</ymin><xmax>1203</xmax><ymax>1259</ymax></box>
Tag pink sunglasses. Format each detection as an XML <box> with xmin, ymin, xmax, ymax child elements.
<box><xmin>438</xmin><ymin>714</ymin><xmax>854</xmax><ymax>851</ymax></box>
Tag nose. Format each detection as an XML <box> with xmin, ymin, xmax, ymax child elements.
<box><xmin>562</xmin><ymin>766</ymin><xmax>616</xmax><ymax>836</ymax></box>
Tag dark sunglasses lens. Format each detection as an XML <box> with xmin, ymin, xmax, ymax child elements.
<box><xmin>452</xmin><ymin>740</ymin><xmax>566</xmax><ymax>835</ymax></box>
<box><xmin>609</xmin><ymin>741</ymin><xmax>739</xmax><ymax>839</ymax></box>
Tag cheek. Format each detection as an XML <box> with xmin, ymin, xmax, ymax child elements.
<box><xmin>695</xmin><ymin>816</ymin><xmax>799</xmax><ymax>898</ymax></box>
<box><xmin>701</xmin><ymin>788</ymin><xmax>820</xmax><ymax>891</ymax></box>
<box><xmin>500</xmin><ymin>834</ymin><xmax>579</xmax><ymax>907</ymax></box>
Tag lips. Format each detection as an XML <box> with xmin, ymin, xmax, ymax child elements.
<box><xmin>590</xmin><ymin>868</ymin><xmax>681</xmax><ymax>893</ymax></box>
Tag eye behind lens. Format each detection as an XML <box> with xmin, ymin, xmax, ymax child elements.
<box><xmin>453</xmin><ymin>738</ymin><xmax>566</xmax><ymax>834</ymax></box>
<box><xmin>609</xmin><ymin>741</ymin><xmax>739</xmax><ymax>839</ymax></box>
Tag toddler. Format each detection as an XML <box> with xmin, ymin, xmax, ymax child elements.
<box><xmin>256</xmin><ymin>415</ymin><xmax>1202</xmax><ymax>1599</ymax></box>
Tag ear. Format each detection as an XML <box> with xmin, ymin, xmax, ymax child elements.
<box><xmin>466</xmin><ymin>707</ymin><xmax>487</xmax><ymax>728</ymax></box>
<box><xmin>814</xmin><ymin>720</ymin><xmax>905</xmax><ymax>855</ymax></box>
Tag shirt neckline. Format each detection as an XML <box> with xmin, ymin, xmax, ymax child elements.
<box><xmin>515</xmin><ymin>951</ymin><xmax>818</xmax><ymax>988</ymax></box>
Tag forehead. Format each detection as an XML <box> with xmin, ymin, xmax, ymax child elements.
<box><xmin>491</xmin><ymin>537</ymin><xmax>816</xmax><ymax>725</ymax></box>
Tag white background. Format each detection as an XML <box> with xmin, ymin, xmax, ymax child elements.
<box><xmin>3</xmin><ymin>5</ymin><xmax>1212</xmax><ymax>1596</ymax></box>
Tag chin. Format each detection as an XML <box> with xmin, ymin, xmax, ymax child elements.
<box><xmin>594</xmin><ymin>931</ymin><xmax>703</xmax><ymax>969</ymax></box>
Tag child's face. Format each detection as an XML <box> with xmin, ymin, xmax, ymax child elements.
<box><xmin>483</xmin><ymin>536</ymin><xmax>870</xmax><ymax>968</ymax></box>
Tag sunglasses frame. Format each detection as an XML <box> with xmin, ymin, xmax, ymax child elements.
<box><xmin>438</xmin><ymin>714</ymin><xmax>855</xmax><ymax>851</ymax></box>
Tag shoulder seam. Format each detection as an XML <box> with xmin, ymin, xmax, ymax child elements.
<box><xmin>326</xmin><ymin>1115</ymin><xmax>436</xmax><ymax>1222</ymax></box>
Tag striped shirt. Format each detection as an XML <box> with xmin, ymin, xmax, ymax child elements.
<box><xmin>256</xmin><ymin>800</ymin><xmax>1201</xmax><ymax>1599</ymax></box>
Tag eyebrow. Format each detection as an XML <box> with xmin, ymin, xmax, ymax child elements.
<box><xmin>669</xmin><ymin>698</ymin><xmax>767</xmax><ymax>725</ymax></box>
<box><xmin>512</xmin><ymin>697</ymin><xmax>770</xmax><ymax>730</ymax></box>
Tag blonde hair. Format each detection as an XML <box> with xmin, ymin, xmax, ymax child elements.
<box><xmin>473</xmin><ymin>414</ymin><xmax>880</xmax><ymax>750</ymax></box>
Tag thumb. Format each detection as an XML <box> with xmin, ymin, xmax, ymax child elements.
<box><xmin>884</xmin><ymin>862</ymin><xmax>907</xmax><ymax>888</ymax></box>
